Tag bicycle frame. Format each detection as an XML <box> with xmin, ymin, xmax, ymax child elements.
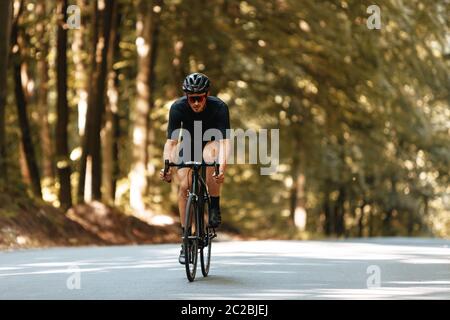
<box><xmin>164</xmin><ymin>160</ymin><xmax>219</xmax><ymax>199</ymax></box>
<box><xmin>188</xmin><ymin>165</ymin><xmax>210</xmax><ymax>244</ymax></box>
<box><xmin>164</xmin><ymin>160</ymin><xmax>219</xmax><ymax>240</ymax></box>
<box><xmin>189</xmin><ymin>165</ymin><xmax>208</xmax><ymax>200</ymax></box>
<box><xmin>163</xmin><ymin>160</ymin><xmax>218</xmax><ymax>281</ymax></box>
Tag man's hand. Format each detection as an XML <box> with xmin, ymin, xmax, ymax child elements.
<box><xmin>159</xmin><ymin>168</ymin><xmax>172</xmax><ymax>183</ymax></box>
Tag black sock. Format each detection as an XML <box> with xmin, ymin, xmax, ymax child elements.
<box><xmin>211</xmin><ymin>196</ymin><xmax>220</xmax><ymax>210</ymax></box>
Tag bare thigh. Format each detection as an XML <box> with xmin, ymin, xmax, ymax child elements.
<box><xmin>176</xmin><ymin>141</ymin><xmax>219</xmax><ymax>194</ymax></box>
<box><xmin>177</xmin><ymin>167</ymin><xmax>192</xmax><ymax>193</ymax></box>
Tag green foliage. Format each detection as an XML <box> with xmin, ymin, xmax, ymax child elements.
<box><xmin>2</xmin><ymin>0</ymin><xmax>449</xmax><ymax>239</ymax></box>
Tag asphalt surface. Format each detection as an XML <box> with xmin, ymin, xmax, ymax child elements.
<box><xmin>0</xmin><ymin>238</ymin><xmax>449</xmax><ymax>299</ymax></box>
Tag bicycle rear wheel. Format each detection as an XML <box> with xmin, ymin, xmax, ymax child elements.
<box><xmin>200</xmin><ymin>197</ymin><xmax>212</xmax><ymax>277</ymax></box>
<box><xmin>184</xmin><ymin>194</ymin><xmax>198</xmax><ymax>282</ymax></box>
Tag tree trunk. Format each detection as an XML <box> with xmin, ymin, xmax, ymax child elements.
<box><xmin>368</xmin><ymin>210</ymin><xmax>374</xmax><ymax>237</ymax></box>
<box><xmin>18</xmin><ymin>139</ymin><xmax>31</xmax><ymax>187</ymax></box>
<box><xmin>130</xmin><ymin>0</ymin><xmax>162</xmax><ymax>214</ymax></box>
<box><xmin>55</xmin><ymin>0</ymin><xmax>73</xmax><ymax>210</ymax></box>
<box><xmin>334</xmin><ymin>186</ymin><xmax>346</xmax><ymax>236</ymax></box>
<box><xmin>289</xmin><ymin>144</ymin><xmax>299</xmax><ymax>227</ymax></box>
<box><xmin>323</xmin><ymin>189</ymin><xmax>333</xmax><ymax>236</ymax></box>
<box><xmin>407</xmin><ymin>211</ymin><xmax>414</xmax><ymax>236</ymax></box>
<box><xmin>383</xmin><ymin>176</ymin><xmax>397</xmax><ymax>236</ymax></box>
<box><xmin>0</xmin><ymin>0</ymin><xmax>13</xmax><ymax>188</ymax></box>
<box><xmin>289</xmin><ymin>183</ymin><xmax>298</xmax><ymax>227</ymax></box>
<box><xmin>77</xmin><ymin>0</ymin><xmax>99</xmax><ymax>202</ymax></box>
<box><xmin>421</xmin><ymin>195</ymin><xmax>429</xmax><ymax>234</ymax></box>
<box><xmin>358</xmin><ymin>201</ymin><xmax>366</xmax><ymax>238</ymax></box>
<box><xmin>11</xmin><ymin>3</ymin><xmax>42</xmax><ymax>198</ymax></box>
<box><xmin>36</xmin><ymin>1</ymin><xmax>55</xmax><ymax>183</ymax></box>
<box><xmin>91</xmin><ymin>0</ymin><xmax>115</xmax><ymax>200</ymax></box>
<box><xmin>145</xmin><ymin>1</ymin><xmax>162</xmax><ymax>195</ymax></box>
<box><xmin>289</xmin><ymin>141</ymin><xmax>307</xmax><ymax>230</ymax></box>
<box><xmin>13</xmin><ymin>57</ymin><xmax>42</xmax><ymax>199</ymax></box>
<box><xmin>102</xmin><ymin>2</ymin><xmax>120</xmax><ymax>204</ymax></box>
<box><xmin>72</xmin><ymin>0</ymin><xmax>88</xmax><ymax>203</ymax></box>
<box><xmin>73</xmin><ymin>0</ymin><xmax>88</xmax><ymax>138</ymax></box>
<box><xmin>78</xmin><ymin>0</ymin><xmax>115</xmax><ymax>201</ymax></box>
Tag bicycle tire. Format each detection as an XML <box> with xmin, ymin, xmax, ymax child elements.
<box><xmin>184</xmin><ymin>194</ymin><xmax>198</xmax><ymax>282</ymax></box>
<box><xmin>200</xmin><ymin>196</ymin><xmax>212</xmax><ymax>277</ymax></box>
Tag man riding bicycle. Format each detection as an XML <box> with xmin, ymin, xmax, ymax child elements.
<box><xmin>160</xmin><ymin>73</ymin><xmax>230</xmax><ymax>264</ymax></box>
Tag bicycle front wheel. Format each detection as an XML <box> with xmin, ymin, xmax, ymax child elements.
<box><xmin>200</xmin><ymin>197</ymin><xmax>212</xmax><ymax>277</ymax></box>
<box><xmin>184</xmin><ymin>194</ymin><xmax>198</xmax><ymax>282</ymax></box>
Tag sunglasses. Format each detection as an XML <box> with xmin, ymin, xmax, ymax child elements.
<box><xmin>188</xmin><ymin>95</ymin><xmax>207</xmax><ymax>103</ymax></box>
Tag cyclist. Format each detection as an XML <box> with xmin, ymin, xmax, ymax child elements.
<box><xmin>160</xmin><ymin>73</ymin><xmax>230</xmax><ymax>264</ymax></box>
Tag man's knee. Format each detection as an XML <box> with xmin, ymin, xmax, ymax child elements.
<box><xmin>177</xmin><ymin>169</ymin><xmax>191</xmax><ymax>199</ymax></box>
<box><xmin>178</xmin><ymin>189</ymin><xmax>188</xmax><ymax>200</ymax></box>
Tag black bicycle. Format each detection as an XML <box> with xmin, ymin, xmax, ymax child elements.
<box><xmin>164</xmin><ymin>160</ymin><xmax>219</xmax><ymax>282</ymax></box>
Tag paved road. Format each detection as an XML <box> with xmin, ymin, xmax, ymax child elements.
<box><xmin>0</xmin><ymin>238</ymin><xmax>449</xmax><ymax>299</ymax></box>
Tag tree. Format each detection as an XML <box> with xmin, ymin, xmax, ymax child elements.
<box><xmin>72</xmin><ymin>0</ymin><xmax>88</xmax><ymax>139</ymax></box>
<box><xmin>11</xmin><ymin>0</ymin><xmax>42</xmax><ymax>199</ymax></box>
<box><xmin>78</xmin><ymin>0</ymin><xmax>116</xmax><ymax>201</ymax></box>
<box><xmin>1</xmin><ymin>0</ymin><xmax>448</xmax><ymax>239</ymax></box>
<box><xmin>130</xmin><ymin>0</ymin><xmax>162</xmax><ymax>214</ymax></box>
<box><xmin>102</xmin><ymin>1</ymin><xmax>121</xmax><ymax>204</ymax></box>
<box><xmin>36</xmin><ymin>1</ymin><xmax>55</xmax><ymax>183</ymax></box>
<box><xmin>55</xmin><ymin>0</ymin><xmax>72</xmax><ymax>210</ymax></box>
<box><xmin>0</xmin><ymin>0</ymin><xmax>13</xmax><ymax>189</ymax></box>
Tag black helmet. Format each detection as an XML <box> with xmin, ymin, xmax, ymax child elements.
<box><xmin>182</xmin><ymin>73</ymin><xmax>210</xmax><ymax>94</ymax></box>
